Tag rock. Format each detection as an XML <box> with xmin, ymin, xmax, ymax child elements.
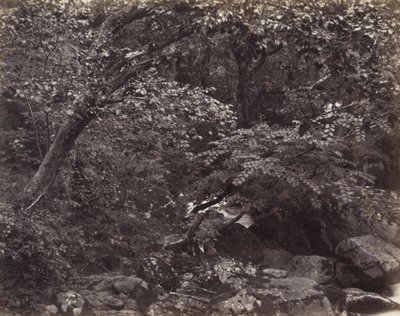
<box><xmin>210</xmin><ymin>288</ymin><xmax>261</xmax><ymax>314</ymax></box>
<box><xmin>335</xmin><ymin>235</ymin><xmax>400</xmax><ymax>288</ymax></box>
<box><xmin>56</xmin><ymin>291</ymin><xmax>85</xmax><ymax>313</ymax></box>
<box><xmin>286</xmin><ymin>255</ymin><xmax>335</xmax><ymax>284</ymax></box>
<box><xmin>94</xmin><ymin>277</ymin><xmax>119</xmax><ymax>292</ymax></box>
<box><xmin>325</xmin><ymin>211</ymin><xmax>400</xmax><ymax>247</ymax></box>
<box><xmin>210</xmin><ymin>277</ymin><xmax>336</xmax><ymax>316</ymax></box>
<box><xmin>335</xmin><ymin>262</ymin><xmax>364</xmax><ymax>288</ymax></box>
<box><xmin>44</xmin><ymin>305</ymin><xmax>58</xmax><ymax>315</ymax></box>
<box><xmin>146</xmin><ymin>292</ymin><xmax>207</xmax><ymax>316</ymax></box>
<box><xmin>85</xmin><ymin>291</ymin><xmax>124</xmax><ymax>309</ymax></box>
<box><xmin>94</xmin><ymin>310</ymin><xmax>143</xmax><ymax>316</ymax></box>
<box><xmin>320</xmin><ymin>285</ymin><xmax>347</xmax><ymax>316</ymax></box>
<box><xmin>252</xmin><ymin>277</ymin><xmax>336</xmax><ymax>316</ymax></box>
<box><xmin>139</xmin><ymin>254</ymin><xmax>179</xmax><ymax>291</ymax></box>
<box><xmin>344</xmin><ymin>287</ymin><xmax>400</xmax><ymax>313</ymax></box>
<box><xmin>73</xmin><ymin>307</ymin><xmax>82</xmax><ymax>316</ymax></box>
<box><xmin>195</xmin><ymin>272</ymin><xmax>222</xmax><ymax>292</ymax></box>
<box><xmin>215</xmin><ymin>223</ymin><xmax>264</xmax><ymax>264</ymax></box>
<box><xmin>260</xmin><ymin>268</ymin><xmax>287</xmax><ymax>279</ymax></box>
<box><xmin>262</xmin><ymin>247</ymin><xmax>294</xmax><ymax>269</ymax></box>
<box><xmin>113</xmin><ymin>276</ymin><xmax>143</xmax><ymax>294</ymax></box>
<box><xmin>124</xmin><ymin>299</ymin><xmax>140</xmax><ymax>311</ymax></box>
<box><xmin>182</xmin><ymin>272</ymin><xmax>194</xmax><ymax>281</ymax></box>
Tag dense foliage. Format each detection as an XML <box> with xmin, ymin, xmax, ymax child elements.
<box><xmin>0</xmin><ymin>0</ymin><xmax>400</xmax><ymax>306</ymax></box>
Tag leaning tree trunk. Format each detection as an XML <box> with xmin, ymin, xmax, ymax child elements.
<box><xmin>22</xmin><ymin>111</ymin><xmax>95</xmax><ymax>206</ymax></box>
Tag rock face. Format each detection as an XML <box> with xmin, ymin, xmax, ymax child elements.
<box><xmin>335</xmin><ymin>235</ymin><xmax>400</xmax><ymax>288</ymax></box>
<box><xmin>286</xmin><ymin>255</ymin><xmax>335</xmax><ymax>285</ymax></box>
<box><xmin>215</xmin><ymin>223</ymin><xmax>264</xmax><ymax>264</ymax></box>
<box><xmin>344</xmin><ymin>287</ymin><xmax>400</xmax><ymax>314</ymax></box>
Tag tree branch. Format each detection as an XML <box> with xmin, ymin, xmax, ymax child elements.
<box><xmin>26</xmin><ymin>100</ymin><xmax>43</xmax><ymax>160</ymax></box>
<box><xmin>190</xmin><ymin>185</ymin><xmax>234</xmax><ymax>214</ymax></box>
<box><xmin>250</xmin><ymin>43</ymin><xmax>283</xmax><ymax>74</ymax></box>
<box><xmin>165</xmin><ymin>210</ymin><xmax>210</xmax><ymax>250</ymax></box>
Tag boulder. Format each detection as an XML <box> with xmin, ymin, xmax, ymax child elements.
<box><xmin>215</xmin><ymin>223</ymin><xmax>264</xmax><ymax>264</ymax></box>
<box><xmin>325</xmin><ymin>211</ymin><xmax>400</xmax><ymax>247</ymax></box>
<box><xmin>56</xmin><ymin>291</ymin><xmax>85</xmax><ymax>313</ymax></box>
<box><xmin>44</xmin><ymin>305</ymin><xmax>58</xmax><ymax>315</ymax></box>
<box><xmin>335</xmin><ymin>235</ymin><xmax>400</xmax><ymax>288</ymax></box>
<box><xmin>124</xmin><ymin>299</ymin><xmax>140</xmax><ymax>311</ymax></box>
<box><xmin>248</xmin><ymin>277</ymin><xmax>336</xmax><ymax>316</ymax></box>
<box><xmin>262</xmin><ymin>248</ymin><xmax>294</xmax><ymax>269</ymax></box>
<box><xmin>335</xmin><ymin>262</ymin><xmax>365</xmax><ymax>289</ymax></box>
<box><xmin>320</xmin><ymin>285</ymin><xmax>347</xmax><ymax>316</ymax></box>
<box><xmin>344</xmin><ymin>287</ymin><xmax>400</xmax><ymax>313</ymax></box>
<box><xmin>85</xmin><ymin>291</ymin><xmax>124</xmax><ymax>309</ymax></box>
<box><xmin>113</xmin><ymin>276</ymin><xmax>144</xmax><ymax>294</ymax></box>
<box><xmin>286</xmin><ymin>255</ymin><xmax>335</xmax><ymax>284</ymax></box>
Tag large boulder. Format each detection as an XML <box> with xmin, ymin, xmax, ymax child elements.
<box><xmin>286</xmin><ymin>255</ymin><xmax>335</xmax><ymax>285</ymax></box>
<box><xmin>85</xmin><ymin>291</ymin><xmax>125</xmax><ymax>310</ymax></box>
<box><xmin>249</xmin><ymin>277</ymin><xmax>337</xmax><ymax>316</ymax></box>
<box><xmin>113</xmin><ymin>276</ymin><xmax>145</xmax><ymax>295</ymax></box>
<box><xmin>344</xmin><ymin>287</ymin><xmax>400</xmax><ymax>314</ymax></box>
<box><xmin>335</xmin><ymin>235</ymin><xmax>400</xmax><ymax>289</ymax></box>
<box><xmin>215</xmin><ymin>223</ymin><xmax>264</xmax><ymax>264</ymax></box>
<box><xmin>325</xmin><ymin>212</ymin><xmax>400</xmax><ymax>247</ymax></box>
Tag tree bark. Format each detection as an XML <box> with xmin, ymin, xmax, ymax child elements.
<box><xmin>22</xmin><ymin>111</ymin><xmax>95</xmax><ymax>205</ymax></box>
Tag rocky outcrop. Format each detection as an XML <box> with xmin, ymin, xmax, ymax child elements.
<box><xmin>335</xmin><ymin>235</ymin><xmax>400</xmax><ymax>289</ymax></box>
<box><xmin>146</xmin><ymin>258</ymin><xmax>342</xmax><ymax>316</ymax></box>
<box><xmin>344</xmin><ymin>287</ymin><xmax>400</xmax><ymax>314</ymax></box>
<box><xmin>286</xmin><ymin>255</ymin><xmax>335</xmax><ymax>285</ymax></box>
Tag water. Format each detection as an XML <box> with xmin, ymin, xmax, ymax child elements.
<box><xmin>186</xmin><ymin>201</ymin><xmax>255</xmax><ymax>228</ymax></box>
<box><xmin>217</xmin><ymin>207</ymin><xmax>255</xmax><ymax>228</ymax></box>
<box><xmin>364</xmin><ymin>284</ymin><xmax>400</xmax><ymax>316</ymax></box>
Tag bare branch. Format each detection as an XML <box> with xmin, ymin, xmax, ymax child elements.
<box><xmin>26</xmin><ymin>100</ymin><xmax>43</xmax><ymax>160</ymax></box>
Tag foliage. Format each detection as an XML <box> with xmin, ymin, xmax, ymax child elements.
<box><xmin>0</xmin><ymin>0</ymin><xmax>400</xmax><ymax>304</ymax></box>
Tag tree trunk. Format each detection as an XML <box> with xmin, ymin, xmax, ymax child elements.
<box><xmin>22</xmin><ymin>111</ymin><xmax>95</xmax><ymax>205</ymax></box>
<box><xmin>237</xmin><ymin>67</ymin><xmax>250</xmax><ymax>127</ymax></box>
